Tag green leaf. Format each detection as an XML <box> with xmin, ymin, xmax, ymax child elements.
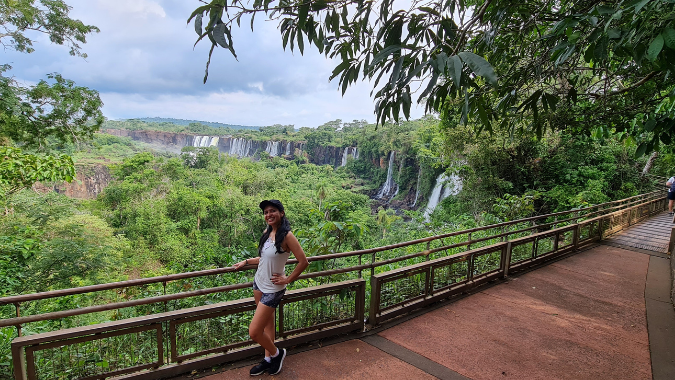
<box><xmin>645</xmin><ymin>119</ymin><xmax>656</xmax><ymax>132</ymax></box>
<box><xmin>635</xmin><ymin>143</ymin><xmax>648</xmax><ymax>157</ymax></box>
<box><xmin>458</xmin><ymin>52</ymin><xmax>497</xmax><ymax>86</ymax></box>
<box><xmin>213</xmin><ymin>23</ymin><xmax>229</xmax><ymax>48</ymax></box>
<box><xmin>447</xmin><ymin>55</ymin><xmax>462</xmax><ymax>89</ymax></box>
<box><xmin>663</xmin><ymin>28</ymin><xmax>675</xmax><ymax>49</ymax></box>
<box><xmin>370</xmin><ymin>45</ymin><xmax>402</xmax><ymax>67</ymax></box>
<box><xmin>297</xmin><ymin>31</ymin><xmax>305</xmax><ymax>55</ymax></box>
<box><xmin>419</xmin><ymin>7</ymin><xmax>440</xmax><ymax>17</ymax></box>
<box><xmin>647</xmin><ymin>34</ymin><xmax>664</xmax><ymax>61</ymax></box>
<box><xmin>298</xmin><ymin>3</ymin><xmax>310</xmax><ymax>31</ymax></box>
<box><xmin>194</xmin><ymin>14</ymin><xmax>203</xmax><ymax>36</ymax></box>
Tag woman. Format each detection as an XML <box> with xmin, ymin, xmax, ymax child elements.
<box><xmin>233</xmin><ymin>199</ymin><xmax>309</xmax><ymax>376</ymax></box>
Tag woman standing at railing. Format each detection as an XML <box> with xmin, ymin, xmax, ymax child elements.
<box><xmin>233</xmin><ymin>199</ymin><xmax>309</xmax><ymax>376</ymax></box>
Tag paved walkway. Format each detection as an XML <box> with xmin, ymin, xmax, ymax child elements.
<box><xmin>190</xmin><ymin>214</ymin><xmax>675</xmax><ymax>380</ymax></box>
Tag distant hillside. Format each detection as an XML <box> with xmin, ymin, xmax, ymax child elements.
<box><xmin>132</xmin><ymin>117</ymin><xmax>260</xmax><ymax>131</ymax></box>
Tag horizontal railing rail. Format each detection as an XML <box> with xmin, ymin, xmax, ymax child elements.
<box><xmin>369</xmin><ymin>197</ymin><xmax>665</xmax><ymax>324</ymax></box>
<box><xmin>11</xmin><ymin>279</ymin><xmax>365</xmax><ymax>380</ymax></box>
<box><xmin>3</xmin><ymin>189</ymin><xmax>667</xmax><ymax>379</ymax></box>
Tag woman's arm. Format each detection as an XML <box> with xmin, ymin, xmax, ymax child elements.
<box><xmin>271</xmin><ymin>232</ymin><xmax>309</xmax><ymax>285</ymax></box>
<box><xmin>233</xmin><ymin>256</ymin><xmax>259</xmax><ymax>270</ymax></box>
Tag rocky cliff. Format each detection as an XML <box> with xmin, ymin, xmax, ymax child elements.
<box><xmin>102</xmin><ymin>129</ymin><xmax>350</xmax><ymax>167</ymax></box>
<box><xmin>34</xmin><ymin>164</ymin><xmax>112</xmax><ymax>199</ymax></box>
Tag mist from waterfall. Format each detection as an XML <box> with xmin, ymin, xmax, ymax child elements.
<box><xmin>376</xmin><ymin>151</ymin><xmax>399</xmax><ymax>199</ymax></box>
<box><xmin>423</xmin><ymin>172</ymin><xmax>463</xmax><ymax>220</ymax></box>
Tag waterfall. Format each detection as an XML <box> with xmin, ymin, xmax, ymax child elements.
<box><xmin>265</xmin><ymin>141</ymin><xmax>281</xmax><ymax>157</ymax></box>
<box><xmin>376</xmin><ymin>151</ymin><xmax>399</xmax><ymax>199</ymax></box>
<box><xmin>229</xmin><ymin>138</ymin><xmax>252</xmax><ymax>157</ymax></box>
<box><xmin>412</xmin><ymin>168</ymin><xmax>422</xmax><ymax>208</ymax></box>
<box><xmin>340</xmin><ymin>147</ymin><xmax>359</xmax><ymax>167</ymax></box>
<box><xmin>423</xmin><ymin>172</ymin><xmax>463</xmax><ymax>220</ymax></box>
<box><xmin>285</xmin><ymin>142</ymin><xmax>291</xmax><ymax>156</ymax></box>
<box><xmin>191</xmin><ymin>136</ymin><xmax>219</xmax><ymax>148</ymax></box>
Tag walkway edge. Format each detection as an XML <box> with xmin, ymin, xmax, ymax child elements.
<box><xmin>361</xmin><ymin>335</ymin><xmax>471</xmax><ymax>380</ymax></box>
<box><xmin>646</xmin><ymin>256</ymin><xmax>675</xmax><ymax>380</ymax></box>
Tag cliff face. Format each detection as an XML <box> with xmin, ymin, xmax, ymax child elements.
<box><xmin>104</xmin><ymin>129</ymin><xmax>189</xmax><ymax>153</ymax></box>
<box><xmin>34</xmin><ymin>164</ymin><xmax>112</xmax><ymax>199</ymax></box>
<box><xmin>103</xmin><ymin>129</ymin><xmax>348</xmax><ymax>166</ymax></box>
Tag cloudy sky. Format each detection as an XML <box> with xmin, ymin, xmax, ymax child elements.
<box><xmin>4</xmin><ymin>0</ymin><xmax>425</xmax><ymax>128</ymax></box>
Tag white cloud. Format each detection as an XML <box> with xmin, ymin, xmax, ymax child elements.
<box><xmin>96</xmin><ymin>0</ymin><xmax>166</xmax><ymax>19</ymax></box>
<box><xmin>3</xmin><ymin>0</ymin><xmax>428</xmax><ymax>128</ymax></box>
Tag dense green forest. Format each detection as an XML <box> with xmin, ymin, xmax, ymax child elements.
<box><xmin>1</xmin><ymin>118</ymin><xmax>666</xmax><ymax>300</ymax></box>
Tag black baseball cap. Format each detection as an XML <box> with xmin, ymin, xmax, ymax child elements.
<box><xmin>259</xmin><ymin>199</ymin><xmax>284</xmax><ymax>212</ymax></box>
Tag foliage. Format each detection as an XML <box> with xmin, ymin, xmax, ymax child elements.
<box><xmin>0</xmin><ymin>0</ymin><xmax>102</xmax><ymax>195</ymax></box>
<box><xmin>0</xmin><ymin>146</ymin><xmax>74</xmax><ymax>196</ymax></box>
<box><xmin>189</xmin><ymin>0</ymin><xmax>675</xmax><ymax>153</ymax></box>
<box><xmin>0</xmin><ymin>0</ymin><xmax>98</xmax><ymax>56</ymax></box>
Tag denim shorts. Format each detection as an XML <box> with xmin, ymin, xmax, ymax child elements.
<box><xmin>252</xmin><ymin>281</ymin><xmax>286</xmax><ymax>308</ymax></box>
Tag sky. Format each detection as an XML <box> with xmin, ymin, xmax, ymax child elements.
<box><xmin>4</xmin><ymin>0</ymin><xmax>425</xmax><ymax>128</ymax></box>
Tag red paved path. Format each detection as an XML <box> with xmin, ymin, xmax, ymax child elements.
<box><xmin>201</xmin><ymin>245</ymin><xmax>652</xmax><ymax>380</ymax></box>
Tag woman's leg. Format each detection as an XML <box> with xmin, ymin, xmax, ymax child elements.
<box><xmin>250</xmin><ymin>291</ymin><xmax>278</xmax><ymax>355</ymax></box>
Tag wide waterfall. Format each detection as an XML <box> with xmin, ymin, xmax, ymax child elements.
<box><xmin>376</xmin><ymin>151</ymin><xmax>399</xmax><ymax>199</ymax></box>
<box><xmin>423</xmin><ymin>172</ymin><xmax>463</xmax><ymax>219</ymax></box>
<box><xmin>229</xmin><ymin>138</ymin><xmax>252</xmax><ymax>157</ymax></box>
<box><xmin>192</xmin><ymin>136</ymin><xmax>219</xmax><ymax>147</ymax></box>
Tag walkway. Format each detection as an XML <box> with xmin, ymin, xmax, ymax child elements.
<box><xmin>186</xmin><ymin>214</ymin><xmax>675</xmax><ymax>380</ymax></box>
<box><xmin>605</xmin><ymin>211</ymin><xmax>672</xmax><ymax>253</ymax></box>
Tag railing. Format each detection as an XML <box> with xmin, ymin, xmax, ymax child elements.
<box><xmin>11</xmin><ymin>280</ymin><xmax>365</xmax><ymax>380</ymax></box>
<box><xmin>2</xmin><ymin>190</ymin><xmax>667</xmax><ymax>379</ymax></box>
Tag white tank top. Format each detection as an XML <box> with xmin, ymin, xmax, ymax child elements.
<box><xmin>254</xmin><ymin>237</ymin><xmax>291</xmax><ymax>293</ymax></box>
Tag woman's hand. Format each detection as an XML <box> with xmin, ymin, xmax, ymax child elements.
<box><xmin>271</xmin><ymin>273</ymin><xmax>289</xmax><ymax>285</ymax></box>
<box><xmin>232</xmin><ymin>260</ymin><xmax>249</xmax><ymax>270</ymax></box>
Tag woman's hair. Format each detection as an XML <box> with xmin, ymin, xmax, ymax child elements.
<box><xmin>258</xmin><ymin>213</ymin><xmax>291</xmax><ymax>256</ymax></box>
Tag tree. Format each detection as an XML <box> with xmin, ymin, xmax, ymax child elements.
<box><xmin>189</xmin><ymin>0</ymin><xmax>675</xmax><ymax>153</ymax></box>
<box><xmin>0</xmin><ymin>1</ymin><xmax>102</xmax><ymax>196</ymax></box>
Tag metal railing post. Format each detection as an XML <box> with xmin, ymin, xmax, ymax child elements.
<box><xmin>11</xmin><ymin>342</ymin><xmax>26</xmax><ymax>380</ymax></box>
<box><xmin>369</xmin><ymin>276</ymin><xmax>380</xmax><ymax>327</ymax></box>
<box><xmin>502</xmin><ymin>242</ymin><xmax>512</xmax><ymax>278</ymax></box>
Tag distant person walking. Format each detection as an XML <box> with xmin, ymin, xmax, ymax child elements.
<box><xmin>667</xmin><ymin>176</ymin><xmax>675</xmax><ymax>214</ymax></box>
<box><xmin>233</xmin><ymin>199</ymin><xmax>308</xmax><ymax>376</ymax></box>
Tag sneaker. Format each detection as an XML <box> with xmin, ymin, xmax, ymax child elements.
<box><xmin>268</xmin><ymin>348</ymin><xmax>287</xmax><ymax>375</ymax></box>
<box><xmin>250</xmin><ymin>358</ymin><xmax>271</xmax><ymax>376</ymax></box>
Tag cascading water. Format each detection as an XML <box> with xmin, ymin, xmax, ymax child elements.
<box><xmin>229</xmin><ymin>138</ymin><xmax>252</xmax><ymax>157</ymax></box>
<box><xmin>192</xmin><ymin>136</ymin><xmax>219</xmax><ymax>147</ymax></box>
<box><xmin>265</xmin><ymin>141</ymin><xmax>281</xmax><ymax>157</ymax></box>
<box><xmin>340</xmin><ymin>147</ymin><xmax>359</xmax><ymax>167</ymax></box>
<box><xmin>285</xmin><ymin>142</ymin><xmax>292</xmax><ymax>156</ymax></box>
<box><xmin>423</xmin><ymin>172</ymin><xmax>463</xmax><ymax>220</ymax></box>
<box><xmin>376</xmin><ymin>151</ymin><xmax>399</xmax><ymax>199</ymax></box>
<box><xmin>412</xmin><ymin>168</ymin><xmax>422</xmax><ymax>208</ymax></box>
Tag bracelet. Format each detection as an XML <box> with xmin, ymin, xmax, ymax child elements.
<box><xmin>245</xmin><ymin>259</ymin><xmax>249</xmax><ymax>266</ymax></box>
